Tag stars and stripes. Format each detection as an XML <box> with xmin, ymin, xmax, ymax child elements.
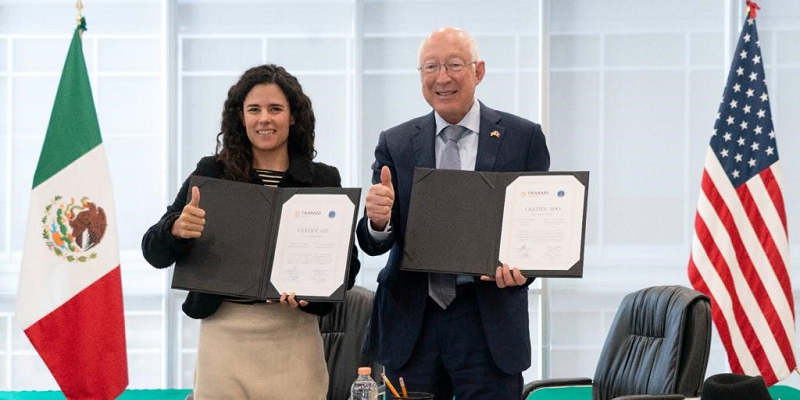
<box><xmin>688</xmin><ymin>9</ymin><xmax>796</xmax><ymax>386</ymax></box>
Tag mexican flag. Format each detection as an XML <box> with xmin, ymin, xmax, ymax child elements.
<box><xmin>15</xmin><ymin>21</ymin><xmax>128</xmax><ymax>400</ymax></box>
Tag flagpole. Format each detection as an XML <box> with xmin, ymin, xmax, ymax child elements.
<box><xmin>76</xmin><ymin>0</ymin><xmax>85</xmax><ymax>35</ymax></box>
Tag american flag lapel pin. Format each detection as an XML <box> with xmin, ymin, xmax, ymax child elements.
<box><xmin>490</xmin><ymin>130</ymin><xmax>500</xmax><ymax>138</ymax></box>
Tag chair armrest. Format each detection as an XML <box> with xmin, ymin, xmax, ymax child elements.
<box><xmin>523</xmin><ymin>378</ymin><xmax>593</xmax><ymax>399</ymax></box>
<box><xmin>612</xmin><ymin>395</ymin><xmax>685</xmax><ymax>400</ymax></box>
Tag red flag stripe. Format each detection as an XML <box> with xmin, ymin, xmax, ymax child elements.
<box><xmin>706</xmin><ymin>157</ymin><xmax>794</xmax><ymax>329</ymax></box>
<box><xmin>24</xmin><ymin>266</ymin><xmax>128</xmax><ymax>400</ymax></box>
<box><xmin>693</xmin><ymin>191</ymin><xmax>776</xmax><ymax>382</ymax></box>
<box><xmin>741</xmin><ymin>175</ymin><xmax>795</xmax><ymax>336</ymax></box>
<box><xmin>760</xmin><ymin>166</ymin><xmax>788</xmax><ymax>234</ymax></box>
<box><xmin>689</xmin><ymin>255</ymin><xmax>744</xmax><ymax>374</ymax></box>
<box><xmin>700</xmin><ymin>164</ymin><xmax>792</xmax><ymax>379</ymax></box>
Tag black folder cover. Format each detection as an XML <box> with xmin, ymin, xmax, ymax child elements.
<box><xmin>171</xmin><ymin>176</ymin><xmax>361</xmax><ymax>301</ymax></box>
<box><xmin>401</xmin><ymin>168</ymin><xmax>589</xmax><ymax>278</ymax></box>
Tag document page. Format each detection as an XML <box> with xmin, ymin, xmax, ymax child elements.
<box><xmin>498</xmin><ymin>175</ymin><xmax>586</xmax><ymax>271</ymax></box>
<box><xmin>270</xmin><ymin>194</ymin><xmax>355</xmax><ymax>297</ymax></box>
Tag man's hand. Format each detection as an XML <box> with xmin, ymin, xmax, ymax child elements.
<box><xmin>171</xmin><ymin>186</ymin><xmax>206</xmax><ymax>239</ymax></box>
<box><xmin>280</xmin><ymin>292</ymin><xmax>308</xmax><ymax>308</ymax></box>
<box><xmin>365</xmin><ymin>166</ymin><xmax>395</xmax><ymax>230</ymax></box>
<box><xmin>480</xmin><ymin>263</ymin><xmax>527</xmax><ymax>288</ymax></box>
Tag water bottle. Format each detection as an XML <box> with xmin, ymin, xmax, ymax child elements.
<box><xmin>350</xmin><ymin>366</ymin><xmax>378</xmax><ymax>400</ymax></box>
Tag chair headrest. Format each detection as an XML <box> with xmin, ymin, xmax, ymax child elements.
<box><xmin>700</xmin><ymin>373</ymin><xmax>771</xmax><ymax>400</ymax></box>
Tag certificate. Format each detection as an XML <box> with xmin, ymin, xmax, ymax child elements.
<box><xmin>498</xmin><ymin>175</ymin><xmax>586</xmax><ymax>271</ymax></box>
<box><xmin>271</xmin><ymin>194</ymin><xmax>355</xmax><ymax>298</ymax></box>
<box><xmin>171</xmin><ymin>176</ymin><xmax>361</xmax><ymax>301</ymax></box>
<box><xmin>401</xmin><ymin>168</ymin><xmax>588</xmax><ymax>278</ymax></box>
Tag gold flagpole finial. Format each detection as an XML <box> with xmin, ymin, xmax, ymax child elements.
<box><xmin>75</xmin><ymin>0</ymin><xmax>86</xmax><ymax>36</ymax></box>
<box><xmin>76</xmin><ymin>0</ymin><xmax>83</xmax><ymax>24</ymax></box>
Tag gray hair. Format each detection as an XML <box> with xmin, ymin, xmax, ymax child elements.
<box><xmin>417</xmin><ymin>27</ymin><xmax>480</xmax><ymax>65</ymax></box>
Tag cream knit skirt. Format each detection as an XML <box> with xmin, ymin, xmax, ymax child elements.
<box><xmin>193</xmin><ymin>301</ymin><xmax>328</xmax><ymax>400</ymax></box>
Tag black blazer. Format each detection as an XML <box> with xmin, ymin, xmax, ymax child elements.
<box><xmin>356</xmin><ymin>103</ymin><xmax>550</xmax><ymax>374</ymax></box>
<box><xmin>142</xmin><ymin>155</ymin><xmax>361</xmax><ymax>318</ymax></box>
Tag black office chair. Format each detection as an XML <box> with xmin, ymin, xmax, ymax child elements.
<box><xmin>523</xmin><ymin>285</ymin><xmax>712</xmax><ymax>400</ymax></box>
<box><xmin>318</xmin><ymin>285</ymin><xmax>381</xmax><ymax>400</ymax></box>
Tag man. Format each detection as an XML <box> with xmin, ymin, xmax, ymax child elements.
<box><xmin>357</xmin><ymin>27</ymin><xmax>550</xmax><ymax>399</ymax></box>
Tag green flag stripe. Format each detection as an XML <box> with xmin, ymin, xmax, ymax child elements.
<box><xmin>32</xmin><ymin>27</ymin><xmax>102</xmax><ymax>189</ymax></box>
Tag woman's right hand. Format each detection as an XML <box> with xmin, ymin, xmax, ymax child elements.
<box><xmin>171</xmin><ymin>186</ymin><xmax>205</xmax><ymax>239</ymax></box>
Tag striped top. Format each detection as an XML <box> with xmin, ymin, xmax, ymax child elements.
<box><xmin>254</xmin><ymin>168</ymin><xmax>284</xmax><ymax>187</ymax></box>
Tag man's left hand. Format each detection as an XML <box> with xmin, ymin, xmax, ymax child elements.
<box><xmin>480</xmin><ymin>263</ymin><xmax>526</xmax><ymax>288</ymax></box>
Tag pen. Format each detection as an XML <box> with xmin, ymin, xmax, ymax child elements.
<box><xmin>399</xmin><ymin>376</ymin><xmax>408</xmax><ymax>398</ymax></box>
<box><xmin>381</xmin><ymin>373</ymin><xmax>401</xmax><ymax>398</ymax></box>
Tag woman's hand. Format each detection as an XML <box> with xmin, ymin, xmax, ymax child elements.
<box><xmin>171</xmin><ymin>186</ymin><xmax>205</xmax><ymax>239</ymax></box>
<box><xmin>280</xmin><ymin>292</ymin><xmax>309</xmax><ymax>309</ymax></box>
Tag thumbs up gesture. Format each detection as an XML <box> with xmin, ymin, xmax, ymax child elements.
<box><xmin>365</xmin><ymin>166</ymin><xmax>395</xmax><ymax>231</ymax></box>
<box><xmin>171</xmin><ymin>186</ymin><xmax>206</xmax><ymax>239</ymax></box>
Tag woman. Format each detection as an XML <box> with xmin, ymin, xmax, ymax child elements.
<box><xmin>141</xmin><ymin>64</ymin><xmax>360</xmax><ymax>399</ymax></box>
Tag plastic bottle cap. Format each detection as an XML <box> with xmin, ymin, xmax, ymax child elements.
<box><xmin>358</xmin><ymin>367</ymin><xmax>371</xmax><ymax>375</ymax></box>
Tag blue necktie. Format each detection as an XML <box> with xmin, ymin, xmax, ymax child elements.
<box><xmin>428</xmin><ymin>125</ymin><xmax>465</xmax><ymax>310</ymax></box>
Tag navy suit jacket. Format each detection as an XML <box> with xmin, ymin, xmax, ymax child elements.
<box><xmin>357</xmin><ymin>102</ymin><xmax>550</xmax><ymax>374</ymax></box>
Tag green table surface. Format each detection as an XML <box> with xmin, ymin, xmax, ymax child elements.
<box><xmin>525</xmin><ymin>385</ymin><xmax>800</xmax><ymax>400</ymax></box>
<box><xmin>0</xmin><ymin>389</ymin><xmax>191</xmax><ymax>400</ymax></box>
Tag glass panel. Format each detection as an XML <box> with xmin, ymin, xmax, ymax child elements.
<box><xmin>178</xmin><ymin>1</ymin><xmax>353</xmax><ymax>34</ymax></box>
<box><xmin>0</xmin><ymin>39</ymin><xmax>7</xmax><ymax>72</ymax></box>
<box><xmin>267</xmin><ymin>38</ymin><xmax>348</xmax><ymax>72</ymax></box>
<box><xmin>10</xmin><ymin>136</ymin><xmax>44</xmax><ymax>251</ymax></box>
<box><xmin>550</xmin><ymin>348</ymin><xmax>601</xmax><ymax>378</ymax></box>
<box><xmin>96</xmin><ymin>76</ymin><xmax>161</xmax><ymax>135</ymax></box>
<box><xmin>11</xmin><ymin>77</ymin><xmax>59</xmax><ymax>136</ymax></box>
<box><xmin>13</xmin><ymin>38</ymin><xmax>71</xmax><ymax>73</ymax></box>
<box><xmin>605</xmin><ymin>33</ymin><xmax>685</xmax><ymax>67</ymax></box>
<box><xmin>0</xmin><ymin>4</ymin><xmax>160</xmax><ymax>35</ymax></box>
<box><xmin>690</xmin><ymin>32</ymin><xmax>724</xmax><ymax>67</ymax></box>
<box><xmin>182</xmin><ymin>38</ymin><xmax>262</xmax><ymax>72</ymax></box>
<box><xmin>181</xmin><ymin>352</ymin><xmax>196</xmax><ymax>389</ymax></box>
<box><xmin>181</xmin><ymin>314</ymin><xmax>201</xmax><ymax>350</ymax></box>
<box><xmin>125</xmin><ymin>315</ymin><xmax>163</xmax><ymax>349</ymax></box>
<box><xmin>105</xmin><ymin>136</ymin><xmax>164</xmax><ymax>251</ymax></box>
<box><xmin>549</xmin><ymin>71</ymin><xmax>600</xmax><ymax>247</ymax></box>
<box><xmin>11</xmin><ymin>354</ymin><xmax>58</xmax><ymax>389</ymax></box>
<box><xmin>180</xmin><ymin>75</ymin><xmax>238</xmax><ymax>178</ymax></box>
<box><xmin>98</xmin><ymin>38</ymin><xmax>161</xmax><ymax>72</ymax></box>
<box><xmin>775</xmin><ymin>68</ymin><xmax>800</xmax><ymax>245</ymax></box>
<box><xmin>364</xmin><ymin>37</ymin><xmax>422</xmax><ymax>71</ymax></box>
<box><xmin>0</xmin><ymin>354</ymin><xmax>6</xmax><ymax>390</ymax></box>
<box><xmin>603</xmin><ymin>71</ymin><xmax>685</xmax><ymax>245</ymax></box>
<box><xmin>551</xmin><ymin>34</ymin><xmax>601</xmax><ymax>69</ymax></box>
<box><xmin>0</xmin><ymin>315</ymin><xmax>7</xmax><ymax>346</ymax></box>
<box><xmin>10</xmin><ymin>315</ymin><xmax>34</xmax><ymax>352</ymax></box>
<box><xmin>299</xmin><ymin>74</ymin><xmax>349</xmax><ymax>173</ymax></box>
<box><xmin>128</xmin><ymin>353</ymin><xmax>162</xmax><ymax>389</ymax></box>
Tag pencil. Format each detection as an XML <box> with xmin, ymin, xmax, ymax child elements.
<box><xmin>399</xmin><ymin>376</ymin><xmax>408</xmax><ymax>398</ymax></box>
<box><xmin>381</xmin><ymin>372</ymin><xmax>401</xmax><ymax>398</ymax></box>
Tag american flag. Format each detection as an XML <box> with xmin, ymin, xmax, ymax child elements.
<box><xmin>688</xmin><ymin>6</ymin><xmax>796</xmax><ymax>386</ymax></box>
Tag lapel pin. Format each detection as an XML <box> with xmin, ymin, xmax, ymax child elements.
<box><xmin>490</xmin><ymin>130</ymin><xmax>500</xmax><ymax>138</ymax></box>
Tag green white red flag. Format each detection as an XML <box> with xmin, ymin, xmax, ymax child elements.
<box><xmin>15</xmin><ymin>20</ymin><xmax>128</xmax><ymax>399</ymax></box>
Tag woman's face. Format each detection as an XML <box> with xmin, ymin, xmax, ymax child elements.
<box><xmin>241</xmin><ymin>83</ymin><xmax>293</xmax><ymax>161</ymax></box>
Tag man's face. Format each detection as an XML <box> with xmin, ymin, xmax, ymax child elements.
<box><xmin>419</xmin><ymin>29</ymin><xmax>485</xmax><ymax>124</ymax></box>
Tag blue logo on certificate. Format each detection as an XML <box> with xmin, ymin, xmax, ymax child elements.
<box><xmin>557</xmin><ymin>190</ymin><xmax>565</xmax><ymax>197</ymax></box>
<box><xmin>328</xmin><ymin>211</ymin><xmax>336</xmax><ymax>218</ymax></box>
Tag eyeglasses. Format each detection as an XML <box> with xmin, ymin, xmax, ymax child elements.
<box><xmin>418</xmin><ymin>60</ymin><xmax>477</xmax><ymax>75</ymax></box>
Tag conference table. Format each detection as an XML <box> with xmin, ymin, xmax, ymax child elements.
<box><xmin>2</xmin><ymin>386</ymin><xmax>799</xmax><ymax>400</ymax></box>
<box><xmin>0</xmin><ymin>390</ymin><xmax>191</xmax><ymax>400</ymax></box>
<box><xmin>524</xmin><ymin>385</ymin><xmax>800</xmax><ymax>400</ymax></box>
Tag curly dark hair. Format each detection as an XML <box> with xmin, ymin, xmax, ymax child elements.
<box><xmin>215</xmin><ymin>64</ymin><xmax>316</xmax><ymax>182</ymax></box>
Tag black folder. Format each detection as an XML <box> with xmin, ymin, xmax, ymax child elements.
<box><xmin>172</xmin><ymin>176</ymin><xmax>361</xmax><ymax>302</ymax></box>
<box><xmin>401</xmin><ymin>168</ymin><xmax>589</xmax><ymax>278</ymax></box>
